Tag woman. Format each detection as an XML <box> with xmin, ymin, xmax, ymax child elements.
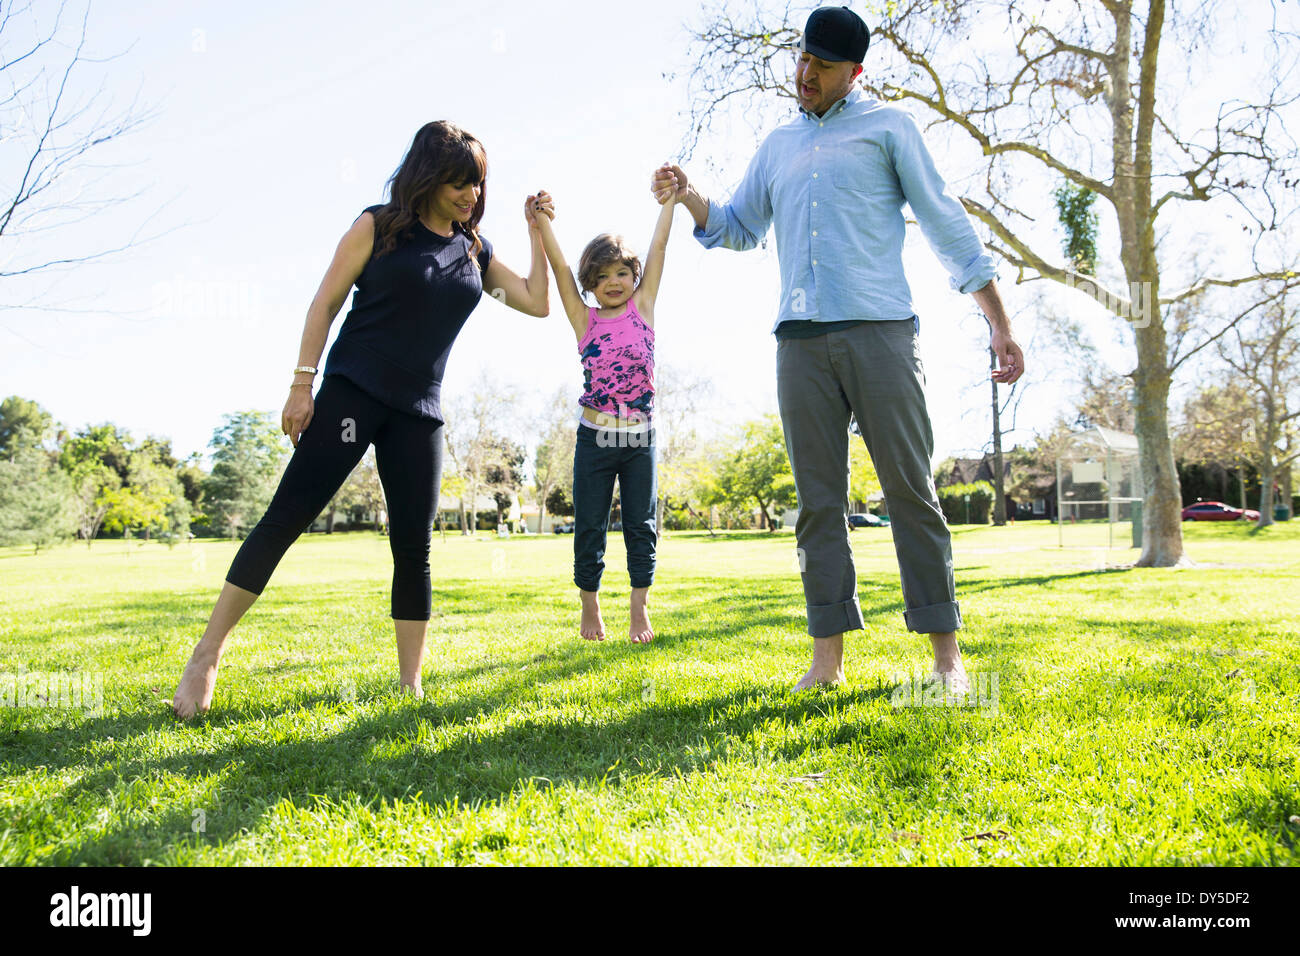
<box><xmin>172</xmin><ymin>121</ymin><xmax>550</xmax><ymax>718</ymax></box>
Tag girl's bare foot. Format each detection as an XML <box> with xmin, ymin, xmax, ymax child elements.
<box><xmin>172</xmin><ymin>643</ymin><xmax>221</xmax><ymax>719</ymax></box>
<box><xmin>630</xmin><ymin>587</ymin><xmax>653</xmax><ymax>644</ymax></box>
<box><xmin>579</xmin><ymin>589</ymin><xmax>605</xmax><ymax>641</ymax></box>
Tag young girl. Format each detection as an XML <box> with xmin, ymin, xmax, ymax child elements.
<box><xmin>170</xmin><ymin>121</ymin><xmax>551</xmax><ymax>718</ymax></box>
<box><xmin>532</xmin><ymin>190</ymin><xmax>678</xmax><ymax>644</ymax></box>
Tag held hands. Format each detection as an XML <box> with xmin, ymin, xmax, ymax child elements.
<box><xmin>990</xmin><ymin>329</ymin><xmax>1025</xmax><ymax>385</ymax></box>
<box><xmin>651</xmin><ymin>163</ymin><xmax>687</xmax><ymax>205</ymax></box>
<box><xmin>525</xmin><ymin>190</ymin><xmax>555</xmax><ymax>230</ymax></box>
<box><xmin>281</xmin><ymin>385</ymin><xmax>314</xmax><ymax>448</ymax></box>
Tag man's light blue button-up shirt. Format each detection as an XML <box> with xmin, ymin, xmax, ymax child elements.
<box><xmin>693</xmin><ymin>88</ymin><xmax>996</xmax><ymax>332</ymax></box>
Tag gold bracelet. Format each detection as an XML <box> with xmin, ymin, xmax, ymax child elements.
<box><xmin>289</xmin><ymin>383</ymin><xmax>313</xmax><ymax>389</ymax></box>
<box><xmin>293</xmin><ymin>365</ymin><xmax>319</xmax><ymax>376</ymax></box>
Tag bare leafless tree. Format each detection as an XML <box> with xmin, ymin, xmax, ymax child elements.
<box><xmin>653</xmin><ymin>362</ymin><xmax>716</xmax><ymax>533</ymax></box>
<box><xmin>1213</xmin><ymin>290</ymin><xmax>1299</xmax><ymax>527</ymax></box>
<box><xmin>443</xmin><ymin>374</ymin><xmax>521</xmax><ymax>534</ymax></box>
<box><xmin>678</xmin><ymin>0</ymin><xmax>1300</xmax><ymax>565</ymax></box>
<box><xmin>1</xmin><ymin>0</ymin><xmax>166</xmax><ymax>314</ymax></box>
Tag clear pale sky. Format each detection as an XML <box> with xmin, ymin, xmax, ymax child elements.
<box><xmin>2</xmin><ymin>0</ymin><xmax>1286</xmax><ymax>469</ymax></box>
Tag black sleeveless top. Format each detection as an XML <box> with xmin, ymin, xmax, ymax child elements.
<box><xmin>323</xmin><ymin>204</ymin><xmax>493</xmax><ymax>424</ymax></box>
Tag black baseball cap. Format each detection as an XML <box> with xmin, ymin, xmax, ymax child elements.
<box><xmin>800</xmin><ymin>6</ymin><xmax>870</xmax><ymax>63</ymax></box>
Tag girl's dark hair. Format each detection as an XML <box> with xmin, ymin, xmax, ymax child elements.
<box><xmin>372</xmin><ymin>121</ymin><xmax>487</xmax><ymax>263</ymax></box>
<box><xmin>577</xmin><ymin>234</ymin><xmax>642</xmax><ymax>295</ymax></box>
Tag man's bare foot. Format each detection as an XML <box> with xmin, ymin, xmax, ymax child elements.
<box><xmin>172</xmin><ymin>643</ymin><xmax>221</xmax><ymax>719</ymax></box>
<box><xmin>792</xmin><ymin>662</ymin><xmax>845</xmax><ymax>691</ymax></box>
<box><xmin>928</xmin><ymin>631</ymin><xmax>969</xmax><ymax>692</ymax></box>
<box><xmin>398</xmin><ymin>680</ymin><xmax>424</xmax><ymax>698</ymax></box>
<box><xmin>630</xmin><ymin>587</ymin><xmax>653</xmax><ymax>644</ymax></box>
<box><xmin>579</xmin><ymin>589</ymin><xmax>605</xmax><ymax>641</ymax></box>
<box><xmin>792</xmin><ymin>633</ymin><xmax>845</xmax><ymax>691</ymax></box>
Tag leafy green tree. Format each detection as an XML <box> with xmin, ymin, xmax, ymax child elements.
<box><xmin>175</xmin><ymin>454</ymin><xmax>206</xmax><ymax>508</ymax></box>
<box><xmin>532</xmin><ymin>390</ymin><xmax>578</xmax><ymax>535</ymax></box>
<box><xmin>100</xmin><ymin>459</ymin><xmax>180</xmax><ymax>540</ymax></box>
<box><xmin>545</xmin><ymin>484</ymin><xmax>572</xmax><ymax>518</ymax></box>
<box><xmin>715</xmin><ymin>415</ymin><xmax>796</xmax><ymax>532</ymax></box>
<box><xmin>849</xmin><ymin>427</ymin><xmax>882</xmax><ymax>509</ymax></box>
<box><xmin>335</xmin><ymin>450</ymin><xmax>385</xmax><ymax>531</ymax></box>
<box><xmin>485</xmin><ymin>437</ymin><xmax>526</xmax><ymax>526</ymax></box>
<box><xmin>0</xmin><ymin>396</ymin><xmax>56</xmax><ymax>457</ymax></box>
<box><xmin>1053</xmin><ymin>181</ymin><xmax>1099</xmax><ymax>274</ymax></box>
<box><xmin>59</xmin><ymin>424</ymin><xmax>134</xmax><ymax>483</ymax></box>
<box><xmin>0</xmin><ymin>446</ymin><xmax>74</xmax><ymax>551</ymax></box>
<box><xmin>202</xmin><ymin>411</ymin><xmax>287</xmax><ymax>538</ymax></box>
<box><xmin>66</xmin><ymin>461</ymin><xmax>120</xmax><ymax>545</ymax></box>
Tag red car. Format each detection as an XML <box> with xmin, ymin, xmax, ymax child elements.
<box><xmin>1181</xmin><ymin>501</ymin><xmax>1261</xmax><ymax>522</ymax></box>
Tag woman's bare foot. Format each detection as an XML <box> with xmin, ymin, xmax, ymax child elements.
<box><xmin>629</xmin><ymin>587</ymin><xmax>653</xmax><ymax>644</ymax></box>
<box><xmin>792</xmin><ymin>633</ymin><xmax>845</xmax><ymax>691</ymax></box>
<box><xmin>579</xmin><ymin>589</ymin><xmax>605</xmax><ymax>641</ymax></box>
<box><xmin>174</xmin><ymin>582</ymin><xmax>257</xmax><ymax>719</ymax></box>
<box><xmin>172</xmin><ymin>643</ymin><xmax>221</xmax><ymax>719</ymax></box>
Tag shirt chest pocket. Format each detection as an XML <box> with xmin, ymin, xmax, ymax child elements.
<box><xmin>830</xmin><ymin>144</ymin><xmax>900</xmax><ymax>199</ymax></box>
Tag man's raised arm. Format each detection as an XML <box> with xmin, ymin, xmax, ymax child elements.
<box><xmin>650</xmin><ymin>155</ymin><xmax>772</xmax><ymax>252</ymax></box>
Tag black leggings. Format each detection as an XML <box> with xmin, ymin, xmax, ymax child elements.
<box><xmin>225</xmin><ymin>374</ymin><xmax>444</xmax><ymax>620</ymax></box>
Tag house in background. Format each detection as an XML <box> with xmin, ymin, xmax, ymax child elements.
<box><xmin>936</xmin><ymin>451</ymin><xmax>1056</xmax><ymax>520</ymax></box>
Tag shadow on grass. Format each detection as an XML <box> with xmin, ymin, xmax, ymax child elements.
<box><xmin>5</xmin><ymin>579</ymin><xmax>980</xmax><ymax>863</ymax></box>
<box><xmin>43</xmin><ymin>676</ymin><xmax>964</xmax><ymax>864</ymax></box>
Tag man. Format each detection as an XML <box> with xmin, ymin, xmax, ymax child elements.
<box><xmin>653</xmin><ymin>5</ymin><xmax>1024</xmax><ymax>691</ymax></box>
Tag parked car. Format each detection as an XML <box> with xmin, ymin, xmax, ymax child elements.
<box><xmin>552</xmin><ymin>521</ymin><xmax>575</xmax><ymax>534</ymax></box>
<box><xmin>848</xmin><ymin>513</ymin><xmax>883</xmax><ymax>528</ymax></box>
<box><xmin>1181</xmin><ymin>501</ymin><xmax>1261</xmax><ymax>522</ymax></box>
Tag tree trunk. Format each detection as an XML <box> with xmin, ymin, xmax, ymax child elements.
<box><xmin>1119</xmin><ymin>0</ymin><xmax>1184</xmax><ymax>568</ymax></box>
<box><xmin>325</xmin><ymin>510</ymin><xmax>335</xmax><ymax>534</ymax></box>
<box><xmin>1237</xmin><ymin>464</ymin><xmax>1246</xmax><ymax>510</ymax></box>
<box><xmin>1257</xmin><ymin>460</ymin><xmax>1275</xmax><ymax>528</ymax></box>
<box><xmin>655</xmin><ymin>495</ymin><xmax>665</xmax><ymax>539</ymax></box>
<box><xmin>1132</xmin><ymin>338</ymin><xmax>1185</xmax><ymax>565</ymax></box>
<box><xmin>1282</xmin><ymin>463</ymin><xmax>1293</xmax><ymax>519</ymax></box>
<box><xmin>990</xmin><ymin>345</ymin><xmax>1006</xmax><ymax>526</ymax></box>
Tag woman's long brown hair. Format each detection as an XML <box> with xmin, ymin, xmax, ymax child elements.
<box><xmin>372</xmin><ymin>121</ymin><xmax>487</xmax><ymax>263</ymax></box>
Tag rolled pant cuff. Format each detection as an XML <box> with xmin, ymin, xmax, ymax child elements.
<box><xmin>903</xmin><ymin>601</ymin><xmax>962</xmax><ymax>634</ymax></box>
<box><xmin>807</xmin><ymin>596</ymin><xmax>864</xmax><ymax>638</ymax></box>
<box><xmin>630</xmin><ymin>578</ymin><xmax>654</xmax><ymax>589</ymax></box>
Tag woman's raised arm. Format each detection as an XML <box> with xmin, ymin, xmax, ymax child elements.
<box><xmin>482</xmin><ymin>195</ymin><xmax>551</xmax><ymax>318</ymax></box>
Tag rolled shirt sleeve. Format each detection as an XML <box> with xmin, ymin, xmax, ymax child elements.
<box><xmin>891</xmin><ymin>111</ymin><xmax>996</xmax><ymax>294</ymax></box>
<box><xmin>693</xmin><ymin>143</ymin><xmax>774</xmax><ymax>252</ymax></box>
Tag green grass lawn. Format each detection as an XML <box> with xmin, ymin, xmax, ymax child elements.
<box><xmin>1</xmin><ymin>520</ymin><xmax>1297</xmax><ymax>865</ymax></box>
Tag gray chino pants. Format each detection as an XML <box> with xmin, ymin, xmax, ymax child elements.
<box><xmin>775</xmin><ymin>318</ymin><xmax>961</xmax><ymax>637</ymax></box>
